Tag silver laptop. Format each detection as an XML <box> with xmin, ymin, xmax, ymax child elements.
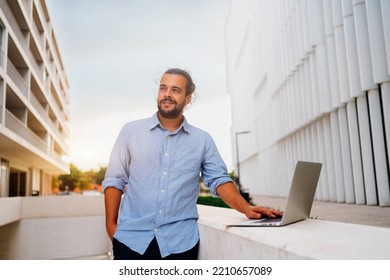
<box><xmin>227</xmin><ymin>161</ymin><xmax>322</xmax><ymax>227</ymax></box>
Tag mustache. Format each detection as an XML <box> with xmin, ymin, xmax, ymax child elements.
<box><xmin>160</xmin><ymin>98</ymin><xmax>177</xmax><ymax>104</ymax></box>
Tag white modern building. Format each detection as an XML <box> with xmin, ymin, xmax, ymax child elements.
<box><xmin>226</xmin><ymin>0</ymin><xmax>390</xmax><ymax>206</ymax></box>
<box><xmin>0</xmin><ymin>0</ymin><xmax>70</xmax><ymax>197</ymax></box>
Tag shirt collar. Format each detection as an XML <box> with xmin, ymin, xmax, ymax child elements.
<box><xmin>149</xmin><ymin>112</ymin><xmax>191</xmax><ymax>134</ymax></box>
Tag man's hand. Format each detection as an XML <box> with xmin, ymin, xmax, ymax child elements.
<box><xmin>106</xmin><ymin>223</ymin><xmax>118</xmax><ymax>241</ymax></box>
<box><xmin>243</xmin><ymin>205</ymin><xmax>283</xmax><ymax>219</ymax></box>
<box><xmin>216</xmin><ymin>182</ymin><xmax>283</xmax><ymax>219</ymax></box>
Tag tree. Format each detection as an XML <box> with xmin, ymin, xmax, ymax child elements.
<box><xmin>54</xmin><ymin>164</ymin><xmax>107</xmax><ymax>193</ymax></box>
<box><xmin>94</xmin><ymin>165</ymin><xmax>107</xmax><ymax>185</ymax></box>
<box><xmin>58</xmin><ymin>163</ymin><xmax>91</xmax><ymax>191</ymax></box>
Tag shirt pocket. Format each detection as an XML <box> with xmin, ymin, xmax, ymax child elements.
<box><xmin>171</xmin><ymin>155</ymin><xmax>201</xmax><ymax>174</ymax></box>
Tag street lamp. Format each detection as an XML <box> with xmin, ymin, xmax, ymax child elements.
<box><xmin>235</xmin><ymin>130</ymin><xmax>250</xmax><ymax>188</ymax></box>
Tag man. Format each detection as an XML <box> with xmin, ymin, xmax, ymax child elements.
<box><xmin>102</xmin><ymin>68</ymin><xmax>282</xmax><ymax>260</ymax></box>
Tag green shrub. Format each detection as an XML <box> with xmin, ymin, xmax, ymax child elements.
<box><xmin>197</xmin><ymin>196</ymin><xmax>231</xmax><ymax>208</ymax></box>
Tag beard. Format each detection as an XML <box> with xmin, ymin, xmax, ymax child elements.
<box><xmin>157</xmin><ymin>98</ymin><xmax>186</xmax><ymax>119</ymax></box>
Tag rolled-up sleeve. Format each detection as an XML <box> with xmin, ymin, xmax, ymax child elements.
<box><xmin>201</xmin><ymin>134</ymin><xmax>233</xmax><ymax>196</ymax></box>
<box><xmin>102</xmin><ymin>124</ymin><xmax>131</xmax><ymax>192</ymax></box>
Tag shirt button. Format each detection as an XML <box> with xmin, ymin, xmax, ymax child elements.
<box><xmin>163</xmin><ymin>171</ymin><xmax>167</xmax><ymax>176</ymax></box>
<box><xmin>154</xmin><ymin>227</ymin><xmax>158</xmax><ymax>232</ymax></box>
<box><xmin>161</xmin><ymin>189</ymin><xmax>165</xmax><ymax>193</ymax></box>
<box><xmin>158</xmin><ymin>209</ymin><xmax>163</xmax><ymax>214</ymax></box>
<box><xmin>164</xmin><ymin>153</ymin><xmax>169</xmax><ymax>157</ymax></box>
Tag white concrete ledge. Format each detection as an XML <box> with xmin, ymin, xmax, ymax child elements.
<box><xmin>20</xmin><ymin>195</ymin><xmax>105</xmax><ymax>218</ymax></box>
<box><xmin>0</xmin><ymin>196</ymin><xmax>110</xmax><ymax>260</ymax></box>
<box><xmin>0</xmin><ymin>196</ymin><xmax>105</xmax><ymax>227</ymax></box>
<box><xmin>0</xmin><ymin>197</ymin><xmax>21</xmax><ymax>226</ymax></box>
<box><xmin>197</xmin><ymin>205</ymin><xmax>390</xmax><ymax>259</ymax></box>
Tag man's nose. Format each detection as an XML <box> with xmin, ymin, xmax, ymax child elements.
<box><xmin>164</xmin><ymin>89</ymin><xmax>172</xmax><ymax>97</ymax></box>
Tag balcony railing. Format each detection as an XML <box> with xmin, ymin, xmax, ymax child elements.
<box><xmin>4</xmin><ymin>110</ymin><xmax>47</xmax><ymax>153</ymax></box>
<box><xmin>6</xmin><ymin>58</ymin><xmax>28</xmax><ymax>98</ymax></box>
<box><xmin>29</xmin><ymin>92</ymin><xmax>47</xmax><ymax>121</ymax></box>
<box><xmin>1</xmin><ymin>196</ymin><xmax>390</xmax><ymax>260</ymax></box>
<box><xmin>0</xmin><ymin>0</ymin><xmax>29</xmax><ymax>51</ymax></box>
<box><xmin>31</xmin><ymin>19</ymin><xmax>45</xmax><ymax>53</ymax></box>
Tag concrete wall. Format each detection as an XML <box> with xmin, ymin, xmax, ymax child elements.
<box><xmin>0</xmin><ymin>196</ymin><xmax>111</xmax><ymax>259</ymax></box>
<box><xmin>225</xmin><ymin>0</ymin><xmax>390</xmax><ymax>206</ymax></box>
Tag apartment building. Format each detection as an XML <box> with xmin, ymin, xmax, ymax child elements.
<box><xmin>0</xmin><ymin>0</ymin><xmax>70</xmax><ymax>197</ymax></box>
<box><xmin>226</xmin><ymin>0</ymin><xmax>390</xmax><ymax>206</ymax></box>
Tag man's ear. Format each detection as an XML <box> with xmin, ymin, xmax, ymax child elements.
<box><xmin>185</xmin><ymin>94</ymin><xmax>192</xmax><ymax>106</ymax></box>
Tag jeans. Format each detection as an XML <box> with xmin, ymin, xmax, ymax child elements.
<box><xmin>112</xmin><ymin>237</ymin><xmax>199</xmax><ymax>260</ymax></box>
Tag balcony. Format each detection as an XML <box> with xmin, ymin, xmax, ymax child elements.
<box><xmin>1</xmin><ymin>195</ymin><xmax>389</xmax><ymax>260</ymax></box>
<box><xmin>4</xmin><ymin>109</ymin><xmax>47</xmax><ymax>153</ymax></box>
<box><xmin>6</xmin><ymin>58</ymin><xmax>28</xmax><ymax>99</ymax></box>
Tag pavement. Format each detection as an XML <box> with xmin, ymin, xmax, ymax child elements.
<box><xmin>251</xmin><ymin>195</ymin><xmax>390</xmax><ymax>228</ymax></box>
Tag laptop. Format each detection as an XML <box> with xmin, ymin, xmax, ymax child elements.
<box><xmin>227</xmin><ymin>161</ymin><xmax>322</xmax><ymax>227</ymax></box>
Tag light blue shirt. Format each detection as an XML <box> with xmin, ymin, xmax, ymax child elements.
<box><xmin>102</xmin><ymin>112</ymin><xmax>232</xmax><ymax>257</ymax></box>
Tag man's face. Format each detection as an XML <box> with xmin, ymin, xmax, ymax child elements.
<box><xmin>157</xmin><ymin>74</ymin><xmax>192</xmax><ymax>119</ymax></box>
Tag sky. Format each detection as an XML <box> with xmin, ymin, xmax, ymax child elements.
<box><xmin>45</xmin><ymin>0</ymin><xmax>233</xmax><ymax>171</ymax></box>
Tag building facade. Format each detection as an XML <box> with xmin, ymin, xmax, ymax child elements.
<box><xmin>0</xmin><ymin>0</ymin><xmax>70</xmax><ymax>197</ymax></box>
<box><xmin>226</xmin><ymin>0</ymin><xmax>390</xmax><ymax>206</ymax></box>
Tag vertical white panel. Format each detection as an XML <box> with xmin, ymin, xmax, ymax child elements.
<box><xmin>311</xmin><ymin>122</ymin><xmax>322</xmax><ymax>200</ymax></box>
<box><xmin>305</xmin><ymin>128</ymin><xmax>311</xmax><ymax>161</ymax></box>
<box><xmin>301</xmin><ymin>0</ymin><xmax>311</xmax><ymax>53</ymax></box>
<box><xmin>309</xmin><ymin>51</ymin><xmax>321</xmax><ymax>118</ymax></box>
<box><xmin>365</xmin><ymin>0</ymin><xmax>390</xmax><ymax>83</ymax></box>
<box><xmin>303</xmin><ymin>59</ymin><xmax>313</xmax><ymax>121</ymax></box>
<box><xmin>311</xmin><ymin>123</ymin><xmax>320</xmax><ymax>163</ymax></box>
<box><xmin>324</xmin><ymin>0</ymin><xmax>341</xmax><ymax>108</ymax></box>
<box><xmin>297</xmin><ymin>0</ymin><xmax>305</xmax><ymax>60</ymax></box>
<box><xmin>298</xmin><ymin>130</ymin><xmax>303</xmax><ymax>162</ymax></box>
<box><xmin>327</xmin><ymin>36</ymin><xmax>342</xmax><ymax>108</ymax></box>
<box><xmin>305</xmin><ymin>125</ymin><xmax>313</xmax><ymax>160</ymax></box>
<box><xmin>333</xmin><ymin>0</ymin><xmax>351</xmax><ymax>104</ymax></box>
<box><xmin>292</xmin><ymin>132</ymin><xmax>298</xmax><ymax>164</ymax></box>
<box><xmin>382</xmin><ymin>82</ymin><xmax>390</xmax><ymax>173</ymax></box>
<box><xmin>343</xmin><ymin>0</ymin><xmax>363</xmax><ymax>98</ymax></box>
<box><xmin>298</xmin><ymin>68</ymin><xmax>305</xmax><ymax>126</ymax></box>
<box><xmin>286</xmin><ymin>13</ymin><xmax>293</xmax><ymax>74</ymax></box>
<box><xmin>316</xmin><ymin>44</ymin><xmax>332</xmax><ymax>113</ymax></box>
<box><xmin>353</xmin><ymin>1</ymin><xmax>376</xmax><ymax>91</ymax></box>
<box><xmin>338</xmin><ymin>106</ymin><xmax>355</xmax><ymax>203</ymax></box>
<box><xmin>346</xmin><ymin>101</ymin><xmax>366</xmax><ymax>204</ymax></box>
<box><xmin>367</xmin><ymin>89</ymin><xmax>390</xmax><ymax>206</ymax></box>
<box><xmin>330</xmin><ymin>111</ymin><xmax>346</xmax><ymax>202</ymax></box>
<box><xmin>380</xmin><ymin>0</ymin><xmax>390</xmax><ymax>75</ymax></box>
<box><xmin>356</xmin><ymin>95</ymin><xmax>378</xmax><ymax>205</ymax></box>
<box><xmin>291</xmin><ymin>75</ymin><xmax>298</xmax><ymax>130</ymax></box>
<box><xmin>308</xmin><ymin>0</ymin><xmax>326</xmax><ymax>45</ymax></box>
<box><xmin>323</xmin><ymin>116</ymin><xmax>337</xmax><ymax>201</ymax></box>
<box><xmin>316</xmin><ymin>119</ymin><xmax>329</xmax><ymax>201</ymax></box>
